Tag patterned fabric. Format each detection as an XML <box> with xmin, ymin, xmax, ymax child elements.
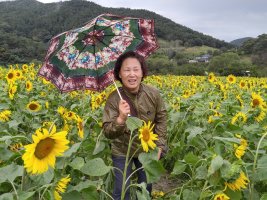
<box><xmin>38</xmin><ymin>13</ymin><xmax>159</xmax><ymax>92</ymax></box>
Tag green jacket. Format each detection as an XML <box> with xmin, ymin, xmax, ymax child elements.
<box><xmin>102</xmin><ymin>83</ymin><xmax>167</xmax><ymax>157</ymax></box>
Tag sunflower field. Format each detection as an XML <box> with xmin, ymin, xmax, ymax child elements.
<box><xmin>0</xmin><ymin>63</ymin><xmax>267</xmax><ymax>200</ymax></box>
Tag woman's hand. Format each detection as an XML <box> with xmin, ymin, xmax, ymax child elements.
<box><xmin>116</xmin><ymin>99</ymin><xmax>130</xmax><ymax>125</ymax></box>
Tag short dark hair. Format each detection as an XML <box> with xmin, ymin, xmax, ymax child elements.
<box><xmin>113</xmin><ymin>51</ymin><xmax>148</xmax><ymax>83</ymax></box>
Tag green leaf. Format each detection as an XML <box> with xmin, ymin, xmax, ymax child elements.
<box><xmin>64</xmin><ymin>142</ymin><xmax>81</xmax><ymax>157</ymax></box>
<box><xmin>254</xmin><ymin>155</ymin><xmax>267</xmax><ymax>181</ymax></box>
<box><xmin>17</xmin><ymin>191</ymin><xmax>35</xmax><ymax>200</ymax></box>
<box><xmin>69</xmin><ymin>180</ymin><xmax>99</xmax><ymax>192</ymax></box>
<box><xmin>195</xmin><ymin>165</ymin><xmax>208</xmax><ymax>180</ymax></box>
<box><xmin>0</xmin><ymin>136</ymin><xmax>12</xmax><ymax>142</ymax></box>
<box><xmin>0</xmin><ymin>135</ymin><xmax>28</xmax><ymax>142</ymax></box>
<box><xmin>138</xmin><ymin>150</ymin><xmax>162</xmax><ymax>183</ymax></box>
<box><xmin>208</xmin><ymin>155</ymin><xmax>223</xmax><ymax>176</ymax></box>
<box><xmin>29</xmin><ymin>168</ymin><xmax>54</xmax><ymax>186</ymax></box>
<box><xmin>0</xmin><ymin>164</ymin><xmax>23</xmax><ymax>183</ymax></box>
<box><xmin>260</xmin><ymin>193</ymin><xmax>267</xmax><ymax>200</ymax></box>
<box><xmin>0</xmin><ymin>104</ymin><xmax>10</xmax><ymax>110</ymax></box>
<box><xmin>136</xmin><ymin>182</ymin><xmax>151</xmax><ymax>200</ymax></box>
<box><xmin>81</xmin><ymin>158</ymin><xmax>111</xmax><ymax>176</ymax></box>
<box><xmin>257</xmin><ymin>155</ymin><xmax>267</xmax><ymax>168</ymax></box>
<box><xmin>80</xmin><ymin>187</ymin><xmax>100</xmax><ymax>200</ymax></box>
<box><xmin>92</xmin><ymin>141</ymin><xmax>105</xmax><ymax>155</ymax></box>
<box><xmin>143</xmin><ymin>160</ymin><xmax>165</xmax><ymax>183</ymax></box>
<box><xmin>184</xmin><ymin>152</ymin><xmax>199</xmax><ymax>166</ymax></box>
<box><xmin>243</xmin><ymin>124</ymin><xmax>260</xmax><ymax>133</ymax></box>
<box><xmin>220</xmin><ymin>160</ymin><xmax>239</xmax><ymax>180</ymax></box>
<box><xmin>185</xmin><ymin>126</ymin><xmax>204</xmax><ymax>141</ymax></box>
<box><xmin>62</xmin><ymin>191</ymin><xmax>82</xmax><ymax>200</ymax></box>
<box><xmin>69</xmin><ymin>157</ymin><xmax>84</xmax><ymax>170</ymax></box>
<box><xmin>171</xmin><ymin>160</ymin><xmax>186</xmax><ymax>175</ymax></box>
<box><xmin>225</xmin><ymin>188</ymin><xmax>242</xmax><ymax>200</ymax></box>
<box><xmin>0</xmin><ymin>146</ymin><xmax>13</xmax><ymax>160</ymax></box>
<box><xmin>138</xmin><ymin>150</ymin><xmax>158</xmax><ymax>165</ymax></box>
<box><xmin>213</xmin><ymin>136</ymin><xmax>240</xmax><ymax>144</ymax></box>
<box><xmin>182</xmin><ymin>189</ymin><xmax>200</xmax><ymax>200</ymax></box>
<box><xmin>126</xmin><ymin>117</ymin><xmax>143</xmax><ymax>132</ymax></box>
<box><xmin>0</xmin><ymin>193</ymin><xmax>13</xmax><ymax>200</ymax></box>
<box><xmin>8</xmin><ymin>120</ymin><xmax>21</xmax><ymax>129</ymax></box>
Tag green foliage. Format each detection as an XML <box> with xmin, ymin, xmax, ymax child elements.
<box><xmin>208</xmin><ymin>52</ymin><xmax>253</xmax><ymax>76</ymax></box>
<box><xmin>240</xmin><ymin>34</ymin><xmax>267</xmax><ymax>66</ymax></box>
<box><xmin>0</xmin><ymin>0</ymin><xmax>231</xmax><ymax>65</ymax></box>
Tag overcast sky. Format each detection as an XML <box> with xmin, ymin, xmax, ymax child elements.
<box><xmin>7</xmin><ymin>0</ymin><xmax>267</xmax><ymax>42</ymax></box>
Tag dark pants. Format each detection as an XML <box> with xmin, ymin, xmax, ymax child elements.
<box><xmin>112</xmin><ymin>155</ymin><xmax>152</xmax><ymax>200</ymax></box>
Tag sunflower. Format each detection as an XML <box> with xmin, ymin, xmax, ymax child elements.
<box><xmin>182</xmin><ymin>89</ymin><xmax>191</xmax><ymax>98</ymax></box>
<box><xmin>236</xmin><ymin>95</ymin><xmax>244</xmax><ymax>108</ymax></box>
<box><xmin>26</xmin><ymin>80</ymin><xmax>33</xmax><ymax>92</ymax></box>
<box><xmin>22</xmin><ymin>64</ymin><xmax>29</xmax><ymax>72</ymax></box>
<box><xmin>231</xmin><ymin>112</ymin><xmax>247</xmax><ymax>125</ymax></box>
<box><xmin>27</xmin><ymin>101</ymin><xmax>41</xmax><ymax>112</ymax></box>
<box><xmin>22</xmin><ymin>128</ymin><xmax>69</xmax><ymax>174</ymax></box>
<box><xmin>8</xmin><ymin>84</ymin><xmax>17</xmax><ymax>100</ymax></box>
<box><xmin>255</xmin><ymin>110</ymin><xmax>266</xmax><ymax>122</ymax></box>
<box><xmin>251</xmin><ymin>92</ymin><xmax>265</xmax><ymax>108</ymax></box>
<box><xmin>6</xmin><ymin>70</ymin><xmax>17</xmax><ymax>83</ymax></box>
<box><xmin>40</xmin><ymin>91</ymin><xmax>47</xmax><ymax>97</ymax></box>
<box><xmin>227</xmin><ymin>74</ymin><xmax>236</xmax><ymax>84</ymax></box>
<box><xmin>208</xmin><ymin>72</ymin><xmax>216</xmax><ymax>83</ymax></box>
<box><xmin>239</xmin><ymin>80</ymin><xmax>247</xmax><ymax>89</ymax></box>
<box><xmin>138</xmin><ymin>121</ymin><xmax>158</xmax><ymax>152</ymax></box>
<box><xmin>234</xmin><ymin>138</ymin><xmax>248</xmax><ymax>159</ymax></box>
<box><xmin>41</xmin><ymin>121</ymin><xmax>57</xmax><ymax>134</ymax></box>
<box><xmin>9</xmin><ymin>143</ymin><xmax>23</xmax><ymax>152</ymax></box>
<box><xmin>225</xmin><ymin>171</ymin><xmax>249</xmax><ymax>191</ymax></box>
<box><xmin>214</xmin><ymin>193</ymin><xmax>230</xmax><ymax>200</ymax></box>
<box><xmin>14</xmin><ymin>69</ymin><xmax>23</xmax><ymax>79</ymax></box>
<box><xmin>64</xmin><ymin>111</ymin><xmax>76</xmax><ymax>121</ymax></box>
<box><xmin>75</xmin><ymin>116</ymin><xmax>84</xmax><ymax>139</ymax></box>
<box><xmin>0</xmin><ymin>110</ymin><xmax>12</xmax><ymax>122</ymax></box>
<box><xmin>42</xmin><ymin>78</ymin><xmax>50</xmax><ymax>85</ymax></box>
<box><xmin>57</xmin><ymin>106</ymin><xmax>67</xmax><ymax>116</ymax></box>
<box><xmin>208</xmin><ymin>115</ymin><xmax>214</xmax><ymax>123</ymax></box>
<box><xmin>151</xmin><ymin>190</ymin><xmax>165</xmax><ymax>198</ymax></box>
<box><xmin>54</xmin><ymin>175</ymin><xmax>71</xmax><ymax>200</ymax></box>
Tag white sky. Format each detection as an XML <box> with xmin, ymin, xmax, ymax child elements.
<box><xmin>5</xmin><ymin>0</ymin><xmax>267</xmax><ymax>42</ymax></box>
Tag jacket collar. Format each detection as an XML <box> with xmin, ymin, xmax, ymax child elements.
<box><xmin>122</xmin><ymin>83</ymin><xmax>144</xmax><ymax>98</ymax></box>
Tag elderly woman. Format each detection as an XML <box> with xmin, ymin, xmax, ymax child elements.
<box><xmin>102</xmin><ymin>51</ymin><xmax>167</xmax><ymax>200</ymax></box>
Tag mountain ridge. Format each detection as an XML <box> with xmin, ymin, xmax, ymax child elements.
<box><xmin>0</xmin><ymin>0</ymin><xmax>233</xmax><ymax>64</ymax></box>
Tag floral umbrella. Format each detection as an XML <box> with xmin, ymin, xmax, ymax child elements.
<box><xmin>38</xmin><ymin>13</ymin><xmax>159</xmax><ymax>93</ymax></box>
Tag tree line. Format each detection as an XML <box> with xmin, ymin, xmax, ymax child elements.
<box><xmin>0</xmin><ymin>0</ymin><xmax>231</xmax><ymax>65</ymax></box>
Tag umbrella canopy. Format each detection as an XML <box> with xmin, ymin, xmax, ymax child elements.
<box><xmin>38</xmin><ymin>13</ymin><xmax>159</xmax><ymax>92</ymax></box>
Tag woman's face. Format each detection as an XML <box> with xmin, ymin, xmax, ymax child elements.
<box><xmin>119</xmin><ymin>57</ymin><xmax>143</xmax><ymax>94</ymax></box>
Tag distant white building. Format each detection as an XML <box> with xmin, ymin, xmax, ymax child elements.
<box><xmin>189</xmin><ymin>54</ymin><xmax>211</xmax><ymax>63</ymax></box>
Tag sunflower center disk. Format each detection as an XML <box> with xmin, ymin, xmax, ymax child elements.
<box><xmin>8</xmin><ymin>73</ymin><xmax>14</xmax><ymax>79</ymax></box>
<box><xmin>142</xmin><ymin>129</ymin><xmax>150</xmax><ymax>142</ymax></box>
<box><xmin>34</xmin><ymin>138</ymin><xmax>55</xmax><ymax>159</ymax></box>
<box><xmin>253</xmin><ymin>99</ymin><xmax>260</xmax><ymax>107</ymax></box>
<box><xmin>29</xmin><ymin>103</ymin><xmax>38</xmax><ymax>110</ymax></box>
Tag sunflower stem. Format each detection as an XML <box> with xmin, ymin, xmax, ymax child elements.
<box><xmin>21</xmin><ymin>168</ymin><xmax>25</xmax><ymax>191</ymax></box>
<box><xmin>9</xmin><ymin>180</ymin><xmax>18</xmax><ymax>200</ymax></box>
<box><xmin>125</xmin><ymin>166</ymin><xmax>144</xmax><ymax>187</ymax></box>
<box><xmin>120</xmin><ymin>130</ymin><xmax>135</xmax><ymax>200</ymax></box>
<box><xmin>251</xmin><ymin>131</ymin><xmax>267</xmax><ymax>200</ymax></box>
<box><xmin>98</xmin><ymin>188</ymin><xmax>114</xmax><ymax>200</ymax></box>
<box><xmin>40</xmin><ymin>184</ymin><xmax>52</xmax><ymax>200</ymax></box>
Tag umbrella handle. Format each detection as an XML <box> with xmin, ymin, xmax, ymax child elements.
<box><xmin>112</xmin><ymin>79</ymin><xmax>123</xmax><ymax>100</ymax></box>
<box><xmin>112</xmin><ymin>79</ymin><xmax>131</xmax><ymax>117</ymax></box>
